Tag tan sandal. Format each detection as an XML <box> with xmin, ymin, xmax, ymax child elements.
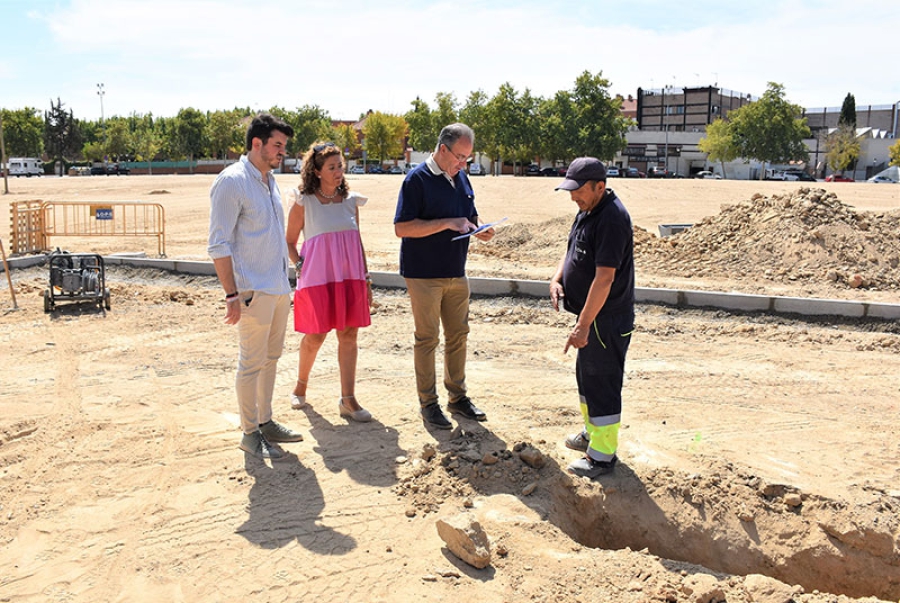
<box><xmin>338</xmin><ymin>396</ymin><xmax>372</xmax><ymax>422</ymax></box>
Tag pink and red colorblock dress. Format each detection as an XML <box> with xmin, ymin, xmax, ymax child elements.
<box><xmin>289</xmin><ymin>189</ymin><xmax>371</xmax><ymax>334</ymax></box>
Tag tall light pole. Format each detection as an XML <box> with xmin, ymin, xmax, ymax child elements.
<box><xmin>97</xmin><ymin>83</ymin><xmax>106</xmax><ymax>165</ymax></box>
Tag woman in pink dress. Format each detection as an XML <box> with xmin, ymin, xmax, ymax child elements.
<box><xmin>285</xmin><ymin>142</ymin><xmax>373</xmax><ymax>422</ymax></box>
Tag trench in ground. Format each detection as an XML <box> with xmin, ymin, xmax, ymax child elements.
<box><xmin>544</xmin><ymin>462</ymin><xmax>899</xmax><ymax>601</ymax></box>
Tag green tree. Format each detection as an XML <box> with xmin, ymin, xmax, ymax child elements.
<box><xmin>171</xmin><ymin>107</ymin><xmax>208</xmax><ymax>173</ymax></box>
<box><xmin>486</xmin><ymin>82</ymin><xmax>540</xmax><ymax>173</ymax></box>
<box><xmin>403</xmin><ymin>92</ymin><xmax>458</xmax><ymax>154</ymax></box>
<box><xmin>569</xmin><ymin>70</ymin><xmax>629</xmax><ymax>160</ymax></box>
<box><xmin>890</xmin><ymin>139</ymin><xmax>900</xmax><ymax>167</ymax></box>
<box><xmin>332</xmin><ymin>123</ymin><xmax>360</xmax><ymax>169</ymax></box>
<box><xmin>839</xmin><ymin>93</ymin><xmax>857</xmax><ymax>128</ymax></box>
<box><xmin>0</xmin><ymin>107</ymin><xmax>44</xmax><ymax>157</ymax></box>
<box><xmin>459</xmin><ymin>90</ymin><xmax>489</xmax><ymax>142</ymax></box>
<box><xmin>825</xmin><ymin>126</ymin><xmax>860</xmax><ymax>174</ymax></box>
<box><xmin>404</xmin><ymin>96</ymin><xmax>434</xmax><ymax>152</ymax></box>
<box><xmin>727</xmin><ymin>82</ymin><xmax>811</xmax><ymax>179</ymax></box>
<box><xmin>538</xmin><ymin>90</ymin><xmax>579</xmax><ymax>165</ymax></box>
<box><xmin>459</xmin><ymin>90</ymin><xmax>492</xmax><ymax>169</ymax></box>
<box><xmin>104</xmin><ymin>118</ymin><xmax>132</xmax><ymax>161</ymax></box>
<box><xmin>207</xmin><ymin>110</ymin><xmax>243</xmax><ymax>160</ymax></box>
<box><xmin>432</xmin><ymin>92</ymin><xmax>459</xmax><ymax>132</ymax></box>
<box><xmin>362</xmin><ymin>112</ymin><xmax>407</xmax><ymax>164</ymax></box>
<box><xmin>270</xmin><ymin>105</ymin><xmax>332</xmax><ymax>157</ymax></box>
<box><xmin>44</xmin><ymin>98</ymin><xmax>82</xmax><ymax>175</ymax></box>
<box><xmin>133</xmin><ymin>125</ymin><xmax>162</xmax><ymax>174</ymax></box>
<box><xmin>78</xmin><ymin>118</ymin><xmax>102</xmax><ymax>148</ymax></box>
<box><xmin>151</xmin><ymin>115</ymin><xmax>178</xmax><ymax>160</ymax></box>
<box><xmin>698</xmin><ymin>118</ymin><xmax>740</xmax><ymax>179</ymax></box>
<box><xmin>82</xmin><ymin>141</ymin><xmax>105</xmax><ymax>162</ymax></box>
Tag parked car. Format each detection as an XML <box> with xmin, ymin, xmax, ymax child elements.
<box><xmin>388</xmin><ymin>165</ymin><xmax>404</xmax><ymax>174</ymax></box>
<box><xmin>695</xmin><ymin>170</ymin><xmax>721</xmax><ymax>179</ymax></box>
<box><xmin>348</xmin><ymin>165</ymin><xmax>365</xmax><ymax>174</ymax></box>
<box><xmin>825</xmin><ymin>174</ymin><xmax>853</xmax><ymax>183</ymax></box>
<box><xmin>782</xmin><ymin>170</ymin><xmax>816</xmax><ymax>182</ymax></box>
<box><xmin>648</xmin><ymin>166</ymin><xmax>670</xmax><ymax>178</ymax></box>
<box><xmin>867</xmin><ymin>175</ymin><xmax>897</xmax><ymax>184</ymax></box>
<box><xmin>795</xmin><ymin>171</ymin><xmax>817</xmax><ymax>182</ymax></box>
<box><xmin>90</xmin><ymin>164</ymin><xmax>130</xmax><ymax>176</ymax></box>
<box><xmin>524</xmin><ymin>164</ymin><xmax>541</xmax><ymax>176</ymax></box>
<box><xmin>468</xmin><ymin>162</ymin><xmax>484</xmax><ymax>176</ymax></box>
<box><xmin>404</xmin><ymin>162</ymin><xmax>419</xmax><ymax>174</ymax></box>
<box><xmin>624</xmin><ymin>167</ymin><xmax>644</xmax><ymax>178</ymax></box>
<box><xmin>368</xmin><ymin>166</ymin><xmax>385</xmax><ymax>174</ymax></box>
<box><xmin>606</xmin><ymin>166</ymin><xmax>620</xmax><ymax>177</ymax></box>
<box><xmin>539</xmin><ymin>166</ymin><xmax>563</xmax><ymax>177</ymax></box>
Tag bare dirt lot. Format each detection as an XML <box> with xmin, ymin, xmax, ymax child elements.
<box><xmin>1</xmin><ymin>174</ymin><xmax>899</xmax><ymax>602</ymax></box>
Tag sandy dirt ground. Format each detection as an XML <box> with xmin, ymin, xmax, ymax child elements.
<box><xmin>1</xmin><ymin>174</ymin><xmax>899</xmax><ymax>602</ymax></box>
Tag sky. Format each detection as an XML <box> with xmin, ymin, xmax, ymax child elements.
<box><xmin>2</xmin><ymin>0</ymin><xmax>898</xmax><ymax>122</ymax></box>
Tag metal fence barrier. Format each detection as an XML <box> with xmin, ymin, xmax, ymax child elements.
<box><xmin>9</xmin><ymin>200</ymin><xmax>166</xmax><ymax>257</ymax></box>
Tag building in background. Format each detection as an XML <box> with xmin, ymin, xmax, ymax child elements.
<box><xmin>613</xmin><ymin>85</ymin><xmax>900</xmax><ymax>180</ymax></box>
<box><xmin>636</xmin><ymin>86</ymin><xmax>755</xmax><ymax>133</ymax></box>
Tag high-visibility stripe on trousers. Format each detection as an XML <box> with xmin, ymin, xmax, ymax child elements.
<box><xmin>575</xmin><ymin>311</ymin><xmax>634</xmax><ymax>462</ymax></box>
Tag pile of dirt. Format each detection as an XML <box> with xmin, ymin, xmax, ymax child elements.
<box><xmin>478</xmin><ymin>187</ymin><xmax>900</xmax><ymax>295</ymax></box>
<box><xmin>640</xmin><ymin>187</ymin><xmax>900</xmax><ymax>291</ymax></box>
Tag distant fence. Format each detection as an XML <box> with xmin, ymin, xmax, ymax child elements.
<box><xmin>9</xmin><ymin>200</ymin><xmax>166</xmax><ymax>256</ymax></box>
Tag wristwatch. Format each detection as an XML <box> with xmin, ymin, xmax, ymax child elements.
<box><xmin>294</xmin><ymin>257</ymin><xmax>304</xmax><ymax>274</ymax></box>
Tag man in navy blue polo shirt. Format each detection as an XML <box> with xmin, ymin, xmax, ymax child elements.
<box><xmin>394</xmin><ymin>123</ymin><xmax>495</xmax><ymax>429</ymax></box>
<box><xmin>549</xmin><ymin>157</ymin><xmax>635</xmax><ymax>478</ymax></box>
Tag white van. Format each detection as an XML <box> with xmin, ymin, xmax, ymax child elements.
<box><xmin>7</xmin><ymin>157</ymin><xmax>44</xmax><ymax>177</ymax></box>
<box><xmin>468</xmin><ymin>162</ymin><xmax>484</xmax><ymax>176</ymax></box>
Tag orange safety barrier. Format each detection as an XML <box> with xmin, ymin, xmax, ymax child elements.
<box><xmin>11</xmin><ymin>201</ymin><xmax>167</xmax><ymax>257</ymax></box>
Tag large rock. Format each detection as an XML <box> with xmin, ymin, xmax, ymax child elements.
<box><xmin>435</xmin><ymin>513</ymin><xmax>492</xmax><ymax>569</ymax></box>
<box><xmin>680</xmin><ymin>574</ymin><xmax>725</xmax><ymax>603</ymax></box>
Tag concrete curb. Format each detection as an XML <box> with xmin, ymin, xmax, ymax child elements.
<box><xmin>4</xmin><ymin>255</ymin><xmax>898</xmax><ymax>321</ymax></box>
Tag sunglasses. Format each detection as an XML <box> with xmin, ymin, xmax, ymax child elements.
<box><xmin>313</xmin><ymin>142</ymin><xmax>336</xmax><ymax>153</ymax></box>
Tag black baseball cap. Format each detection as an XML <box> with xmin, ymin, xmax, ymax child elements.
<box><xmin>555</xmin><ymin>157</ymin><xmax>607</xmax><ymax>191</ymax></box>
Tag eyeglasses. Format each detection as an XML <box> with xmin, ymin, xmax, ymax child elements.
<box><xmin>443</xmin><ymin>144</ymin><xmax>470</xmax><ymax>164</ymax></box>
<box><xmin>313</xmin><ymin>142</ymin><xmax>336</xmax><ymax>153</ymax></box>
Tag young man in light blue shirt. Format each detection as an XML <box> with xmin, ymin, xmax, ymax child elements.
<box><xmin>209</xmin><ymin>113</ymin><xmax>304</xmax><ymax>460</ymax></box>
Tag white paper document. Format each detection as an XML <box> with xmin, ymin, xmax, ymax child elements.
<box><xmin>451</xmin><ymin>217</ymin><xmax>509</xmax><ymax>241</ymax></box>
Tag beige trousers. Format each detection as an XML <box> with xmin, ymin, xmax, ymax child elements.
<box><xmin>235</xmin><ymin>291</ymin><xmax>290</xmax><ymax>434</ymax></box>
<box><xmin>405</xmin><ymin>277</ymin><xmax>470</xmax><ymax>407</ymax></box>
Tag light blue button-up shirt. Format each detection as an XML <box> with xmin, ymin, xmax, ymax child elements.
<box><xmin>208</xmin><ymin>155</ymin><xmax>291</xmax><ymax>295</ymax></box>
